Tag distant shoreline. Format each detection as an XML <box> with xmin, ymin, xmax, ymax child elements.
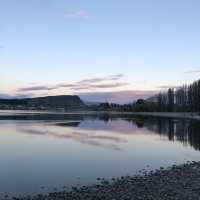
<box><xmin>130</xmin><ymin>112</ymin><xmax>200</xmax><ymax>120</ymax></box>
<box><xmin>0</xmin><ymin>110</ymin><xmax>199</xmax><ymax>120</ymax></box>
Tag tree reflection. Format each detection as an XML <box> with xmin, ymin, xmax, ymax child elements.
<box><xmin>143</xmin><ymin>118</ymin><xmax>200</xmax><ymax>151</ymax></box>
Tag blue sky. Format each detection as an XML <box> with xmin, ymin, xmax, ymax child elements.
<box><xmin>0</xmin><ymin>0</ymin><xmax>200</xmax><ymax>103</ymax></box>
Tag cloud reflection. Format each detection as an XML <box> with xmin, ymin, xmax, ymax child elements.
<box><xmin>16</xmin><ymin>117</ymin><xmax>200</xmax><ymax>153</ymax></box>
<box><xmin>18</xmin><ymin>124</ymin><xmax>127</xmax><ymax>151</ymax></box>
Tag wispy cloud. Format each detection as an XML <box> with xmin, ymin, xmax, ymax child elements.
<box><xmin>87</xmin><ymin>82</ymin><xmax>128</xmax><ymax>89</ymax></box>
<box><xmin>0</xmin><ymin>45</ymin><xmax>4</xmax><ymax>49</ymax></box>
<box><xmin>184</xmin><ymin>70</ymin><xmax>200</xmax><ymax>74</ymax></box>
<box><xmin>78</xmin><ymin>74</ymin><xmax>124</xmax><ymax>84</ymax></box>
<box><xmin>19</xmin><ymin>86</ymin><xmax>51</xmax><ymax>92</ymax></box>
<box><xmin>64</xmin><ymin>10</ymin><xmax>89</xmax><ymax>19</ymax></box>
<box><xmin>17</xmin><ymin>74</ymin><xmax>128</xmax><ymax>93</ymax></box>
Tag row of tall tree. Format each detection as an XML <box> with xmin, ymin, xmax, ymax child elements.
<box><xmin>157</xmin><ymin>79</ymin><xmax>200</xmax><ymax>112</ymax></box>
<box><xmin>86</xmin><ymin>79</ymin><xmax>200</xmax><ymax>113</ymax></box>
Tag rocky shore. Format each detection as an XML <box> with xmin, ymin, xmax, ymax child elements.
<box><xmin>12</xmin><ymin>161</ymin><xmax>200</xmax><ymax>200</ymax></box>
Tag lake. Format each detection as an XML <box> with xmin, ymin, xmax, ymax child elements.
<box><xmin>0</xmin><ymin>111</ymin><xmax>200</xmax><ymax>197</ymax></box>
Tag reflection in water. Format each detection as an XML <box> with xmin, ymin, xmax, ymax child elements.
<box><xmin>54</xmin><ymin>121</ymin><xmax>81</xmax><ymax>127</ymax></box>
<box><xmin>126</xmin><ymin>117</ymin><xmax>200</xmax><ymax>151</ymax></box>
<box><xmin>0</xmin><ymin>115</ymin><xmax>200</xmax><ymax>196</ymax></box>
<box><xmin>17</xmin><ymin>116</ymin><xmax>200</xmax><ymax>152</ymax></box>
<box><xmin>153</xmin><ymin>119</ymin><xmax>200</xmax><ymax>151</ymax></box>
<box><xmin>18</xmin><ymin>122</ymin><xmax>128</xmax><ymax>151</ymax></box>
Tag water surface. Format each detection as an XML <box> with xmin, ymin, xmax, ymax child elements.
<box><xmin>0</xmin><ymin>112</ymin><xmax>200</xmax><ymax>196</ymax></box>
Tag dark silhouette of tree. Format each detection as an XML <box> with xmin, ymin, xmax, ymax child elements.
<box><xmin>142</xmin><ymin>78</ymin><xmax>200</xmax><ymax>113</ymax></box>
<box><xmin>134</xmin><ymin>99</ymin><xmax>149</xmax><ymax>112</ymax></box>
<box><xmin>167</xmin><ymin>88</ymin><xmax>174</xmax><ymax>112</ymax></box>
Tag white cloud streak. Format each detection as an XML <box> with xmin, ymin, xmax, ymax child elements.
<box><xmin>64</xmin><ymin>10</ymin><xmax>89</xmax><ymax>19</ymax></box>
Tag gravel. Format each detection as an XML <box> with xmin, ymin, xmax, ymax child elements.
<box><xmin>11</xmin><ymin>161</ymin><xmax>200</xmax><ymax>200</ymax></box>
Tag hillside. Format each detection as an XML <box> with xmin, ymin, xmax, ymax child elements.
<box><xmin>0</xmin><ymin>95</ymin><xmax>85</xmax><ymax>110</ymax></box>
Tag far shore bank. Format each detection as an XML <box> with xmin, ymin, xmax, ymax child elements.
<box><xmin>130</xmin><ymin>112</ymin><xmax>200</xmax><ymax>120</ymax></box>
<box><xmin>0</xmin><ymin>110</ymin><xmax>199</xmax><ymax>120</ymax></box>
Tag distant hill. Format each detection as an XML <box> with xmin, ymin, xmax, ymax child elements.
<box><xmin>0</xmin><ymin>95</ymin><xmax>85</xmax><ymax>109</ymax></box>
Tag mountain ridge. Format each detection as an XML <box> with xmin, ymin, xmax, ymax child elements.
<box><xmin>0</xmin><ymin>95</ymin><xmax>85</xmax><ymax>109</ymax></box>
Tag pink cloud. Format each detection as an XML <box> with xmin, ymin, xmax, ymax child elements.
<box><xmin>17</xmin><ymin>74</ymin><xmax>127</xmax><ymax>92</ymax></box>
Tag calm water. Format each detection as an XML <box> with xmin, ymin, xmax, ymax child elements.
<box><xmin>0</xmin><ymin>112</ymin><xmax>200</xmax><ymax>196</ymax></box>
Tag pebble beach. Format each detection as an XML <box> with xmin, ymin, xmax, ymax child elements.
<box><xmin>12</xmin><ymin>161</ymin><xmax>200</xmax><ymax>200</ymax></box>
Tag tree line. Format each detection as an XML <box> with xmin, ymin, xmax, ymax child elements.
<box><xmin>91</xmin><ymin>78</ymin><xmax>200</xmax><ymax>113</ymax></box>
<box><xmin>157</xmin><ymin>79</ymin><xmax>200</xmax><ymax>112</ymax></box>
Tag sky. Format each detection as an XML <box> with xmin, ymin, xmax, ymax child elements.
<box><xmin>0</xmin><ymin>0</ymin><xmax>200</xmax><ymax>103</ymax></box>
